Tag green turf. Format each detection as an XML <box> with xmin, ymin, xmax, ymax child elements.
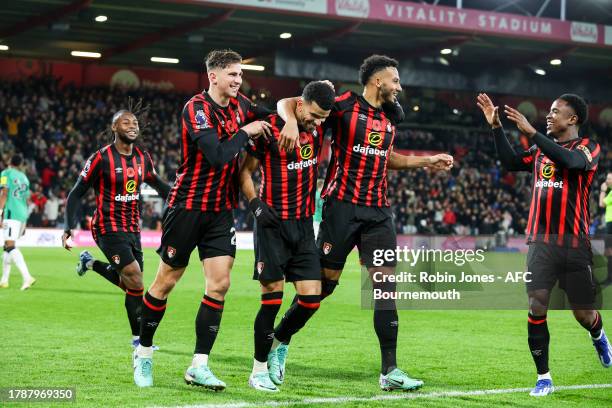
<box><xmin>0</xmin><ymin>248</ymin><xmax>610</xmax><ymax>407</ymax></box>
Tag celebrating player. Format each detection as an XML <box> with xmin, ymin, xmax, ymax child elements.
<box><xmin>132</xmin><ymin>49</ymin><xmax>272</xmax><ymax>389</ymax></box>
<box><xmin>277</xmin><ymin>55</ymin><xmax>453</xmax><ymax>391</ymax></box>
<box><xmin>240</xmin><ymin>81</ymin><xmax>335</xmax><ymax>392</ymax></box>
<box><xmin>477</xmin><ymin>92</ymin><xmax>611</xmax><ymax>397</ymax></box>
<box><xmin>0</xmin><ymin>154</ymin><xmax>36</xmax><ymax>290</ymax></box>
<box><xmin>62</xmin><ymin>109</ymin><xmax>170</xmax><ymax>349</ymax></box>
<box><xmin>599</xmin><ymin>172</ymin><xmax>612</xmax><ymax>285</ymax></box>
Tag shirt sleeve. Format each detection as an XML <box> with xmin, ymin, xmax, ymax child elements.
<box><xmin>574</xmin><ymin>140</ymin><xmax>600</xmax><ymax>171</ymax></box>
<box><xmin>0</xmin><ymin>170</ymin><xmax>7</xmax><ymax>190</ymax></box>
<box><xmin>246</xmin><ymin>136</ymin><xmax>266</xmax><ymax>160</ymax></box>
<box><xmin>493</xmin><ymin>127</ymin><xmax>535</xmax><ymax>172</ymax></box>
<box><xmin>80</xmin><ymin>151</ymin><xmax>103</xmax><ymax>187</ymax></box>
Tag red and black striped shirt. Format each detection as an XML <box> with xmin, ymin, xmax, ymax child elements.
<box><xmin>247</xmin><ymin>114</ymin><xmax>323</xmax><ymax>219</ymax></box>
<box><xmin>80</xmin><ymin>144</ymin><xmax>159</xmax><ymax>234</ymax></box>
<box><xmin>322</xmin><ymin>91</ymin><xmax>395</xmax><ymax>207</ymax></box>
<box><xmin>167</xmin><ymin>91</ymin><xmax>266</xmax><ymax>212</ymax></box>
<box><xmin>519</xmin><ymin>137</ymin><xmax>600</xmax><ymax>247</ymax></box>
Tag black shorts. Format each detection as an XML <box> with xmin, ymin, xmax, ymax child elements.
<box><xmin>253</xmin><ymin>217</ymin><xmax>320</xmax><ymax>282</ymax></box>
<box><xmin>157</xmin><ymin>206</ymin><xmax>236</xmax><ymax>268</ymax></box>
<box><xmin>316</xmin><ymin>198</ymin><xmax>397</xmax><ymax>270</ymax></box>
<box><xmin>606</xmin><ymin>222</ymin><xmax>612</xmax><ymax>249</ymax></box>
<box><xmin>526</xmin><ymin>242</ymin><xmax>596</xmax><ymax>305</ymax></box>
<box><xmin>92</xmin><ymin>230</ymin><xmax>143</xmax><ymax>271</ymax></box>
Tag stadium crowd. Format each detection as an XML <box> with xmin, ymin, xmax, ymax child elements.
<box><xmin>1</xmin><ymin>76</ymin><xmax>610</xmax><ymax>235</ymax></box>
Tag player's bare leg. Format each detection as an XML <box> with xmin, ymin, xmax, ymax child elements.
<box><xmin>184</xmin><ymin>255</ymin><xmax>234</xmax><ymax>391</ymax></box>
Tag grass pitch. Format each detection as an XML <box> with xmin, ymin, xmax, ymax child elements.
<box><xmin>0</xmin><ymin>248</ymin><xmax>610</xmax><ymax>407</ymax></box>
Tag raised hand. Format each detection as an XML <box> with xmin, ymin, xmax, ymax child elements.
<box><xmin>504</xmin><ymin>105</ymin><xmax>537</xmax><ymax>137</ymax></box>
<box><xmin>476</xmin><ymin>93</ymin><xmax>501</xmax><ymax>128</ymax></box>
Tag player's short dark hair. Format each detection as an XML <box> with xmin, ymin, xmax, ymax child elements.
<box><xmin>205</xmin><ymin>49</ymin><xmax>242</xmax><ymax>71</ymax></box>
<box><xmin>558</xmin><ymin>93</ymin><xmax>588</xmax><ymax>126</ymax></box>
<box><xmin>359</xmin><ymin>55</ymin><xmax>399</xmax><ymax>86</ymax></box>
<box><xmin>302</xmin><ymin>81</ymin><xmax>335</xmax><ymax>111</ymax></box>
<box><xmin>10</xmin><ymin>154</ymin><xmax>23</xmax><ymax>167</ymax></box>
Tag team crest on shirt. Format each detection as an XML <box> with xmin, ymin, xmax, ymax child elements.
<box><xmin>257</xmin><ymin>262</ymin><xmax>265</xmax><ymax>274</ymax></box>
<box><xmin>195</xmin><ymin>109</ymin><xmax>210</xmax><ymax>130</ymax></box>
<box><xmin>323</xmin><ymin>242</ymin><xmax>333</xmax><ymax>255</ymax></box>
<box><xmin>167</xmin><ymin>246</ymin><xmax>176</xmax><ymax>259</ymax></box>
<box><xmin>112</xmin><ymin>255</ymin><xmax>121</xmax><ymax>265</ymax></box>
<box><xmin>126</xmin><ymin>167</ymin><xmax>135</xmax><ymax>178</ymax></box>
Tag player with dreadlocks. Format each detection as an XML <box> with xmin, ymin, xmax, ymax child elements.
<box><xmin>62</xmin><ymin>106</ymin><xmax>170</xmax><ymax>349</ymax></box>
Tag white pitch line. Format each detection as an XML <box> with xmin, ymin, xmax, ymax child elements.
<box><xmin>148</xmin><ymin>383</ymin><xmax>612</xmax><ymax>408</ymax></box>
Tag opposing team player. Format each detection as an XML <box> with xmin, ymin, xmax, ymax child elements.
<box><xmin>0</xmin><ymin>154</ymin><xmax>36</xmax><ymax>290</ymax></box>
<box><xmin>277</xmin><ymin>56</ymin><xmax>453</xmax><ymax>390</ymax></box>
<box><xmin>240</xmin><ymin>81</ymin><xmax>335</xmax><ymax>392</ymax></box>
<box><xmin>133</xmin><ymin>49</ymin><xmax>272</xmax><ymax>389</ymax></box>
<box><xmin>477</xmin><ymin>92</ymin><xmax>611</xmax><ymax>396</ymax></box>
<box><xmin>62</xmin><ymin>110</ymin><xmax>170</xmax><ymax>348</ymax></box>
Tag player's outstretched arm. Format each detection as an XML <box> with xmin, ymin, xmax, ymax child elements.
<box><xmin>504</xmin><ymin>105</ymin><xmax>592</xmax><ymax>170</ymax></box>
<box><xmin>277</xmin><ymin>97</ymin><xmax>300</xmax><ymax>151</ymax></box>
<box><xmin>62</xmin><ymin>178</ymin><xmax>89</xmax><ymax>251</ymax></box>
<box><xmin>388</xmin><ymin>151</ymin><xmax>453</xmax><ymax>170</ymax></box>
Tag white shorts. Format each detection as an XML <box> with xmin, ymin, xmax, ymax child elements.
<box><xmin>2</xmin><ymin>219</ymin><xmax>25</xmax><ymax>242</ymax></box>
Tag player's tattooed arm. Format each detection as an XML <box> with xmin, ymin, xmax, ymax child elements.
<box><xmin>239</xmin><ymin>154</ymin><xmax>259</xmax><ymax>203</ymax></box>
<box><xmin>62</xmin><ymin>178</ymin><xmax>89</xmax><ymax>250</ymax></box>
<box><xmin>388</xmin><ymin>151</ymin><xmax>453</xmax><ymax>170</ymax></box>
<box><xmin>277</xmin><ymin>97</ymin><xmax>300</xmax><ymax>151</ymax></box>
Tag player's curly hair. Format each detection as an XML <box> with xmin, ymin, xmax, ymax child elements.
<box><xmin>359</xmin><ymin>55</ymin><xmax>398</xmax><ymax>86</ymax></box>
<box><xmin>302</xmin><ymin>81</ymin><xmax>335</xmax><ymax>111</ymax></box>
<box><xmin>205</xmin><ymin>49</ymin><xmax>242</xmax><ymax>71</ymax></box>
<box><xmin>558</xmin><ymin>93</ymin><xmax>588</xmax><ymax>126</ymax></box>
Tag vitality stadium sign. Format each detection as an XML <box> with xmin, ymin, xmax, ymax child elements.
<box><xmin>185</xmin><ymin>0</ymin><xmax>612</xmax><ymax>48</ymax></box>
